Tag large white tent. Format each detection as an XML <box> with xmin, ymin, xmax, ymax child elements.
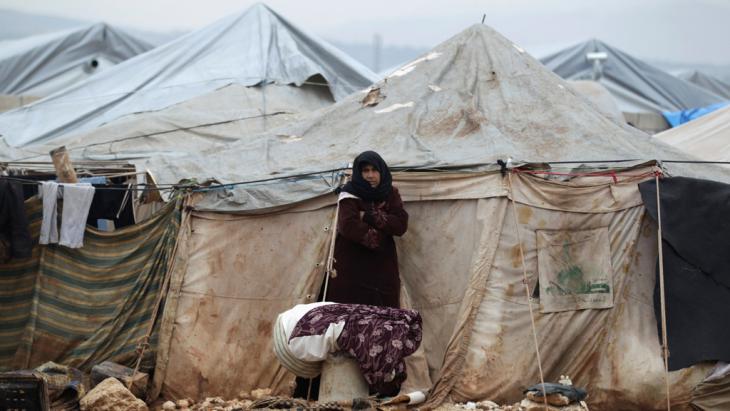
<box><xmin>0</xmin><ymin>4</ymin><xmax>377</xmax><ymax>148</ymax></box>
<box><xmin>0</xmin><ymin>23</ymin><xmax>152</xmax><ymax>97</ymax></box>
<box><xmin>128</xmin><ymin>25</ymin><xmax>730</xmax><ymax>411</ymax></box>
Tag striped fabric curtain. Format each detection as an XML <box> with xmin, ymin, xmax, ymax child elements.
<box><xmin>0</xmin><ymin>196</ymin><xmax>181</xmax><ymax>371</ymax></box>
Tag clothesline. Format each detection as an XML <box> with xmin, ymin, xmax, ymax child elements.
<box><xmin>0</xmin><ymin>158</ymin><xmax>724</xmax><ymax>192</ymax></box>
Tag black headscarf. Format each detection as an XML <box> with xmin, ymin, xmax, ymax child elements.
<box><xmin>341</xmin><ymin>151</ymin><xmax>393</xmax><ymax>202</ymax></box>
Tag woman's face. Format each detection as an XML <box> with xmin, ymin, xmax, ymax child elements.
<box><xmin>361</xmin><ymin>163</ymin><xmax>381</xmax><ymax>188</ymax></box>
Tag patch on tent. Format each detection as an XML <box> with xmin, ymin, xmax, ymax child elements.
<box><xmin>536</xmin><ymin>227</ymin><xmax>613</xmax><ymax>313</ymax></box>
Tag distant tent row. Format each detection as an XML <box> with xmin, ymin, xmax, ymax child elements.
<box><xmin>541</xmin><ymin>39</ymin><xmax>727</xmax><ymax>133</ymax></box>
<box><xmin>0</xmin><ymin>4</ymin><xmax>377</xmax><ymax>150</ymax></box>
<box><xmin>2</xmin><ymin>5</ymin><xmax>730</xmax><ymax>411</ymax></box>
<box><xmin>679</xmin><ymin>70</ymin><xmax>730</xmax><ymax>99</ymax></box>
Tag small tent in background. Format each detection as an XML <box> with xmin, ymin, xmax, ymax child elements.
<box><xmin>0</xmin><ymin>23</ymin><xmax>151</xmax><ymax>99</ymax></box>
<box><xmin>654</xmin><ymin>104</ymin><xmax>730</xmax><ymax>163</ymax></box>
<box><xmin>679</xmin><ymin>70</ymin><xmax>730</xmax><ymax>99</ymax></box>
<box><xmin>541</xmin><ymin>39</ymin><xmax>725</xmax><ymax>133</ymax></box>
<box><xmin>0</xmin><ymin>3</ymin><xmax>377</xmax><ymax>150</ymax></box>
<box><xmin>139</xmin><ymin>24</ymin><xmax>730</xmax><ymax>410</ymax></box>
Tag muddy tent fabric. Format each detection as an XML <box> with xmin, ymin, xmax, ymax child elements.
<box><xmin>152</xmin><ymin>169</ymin><xmax>715</xmax><ymax>410</ymax></box>
<box><xmin>654</xmin><ymin>105</ymin><xmax>730</xmax><ymax>162</ymax></box>
<box><xmin>679</xmin><ymin>70</ymin><xmax>730</xmax><ymax>100</ymax></box>
<box><xmin>541</xmin><ymin>39</ymin><xmax>725</xmax><ymax>114</ymax></box>
<box><xmin>0</xmin><ymin>82</ymin><xmax>334</xmax><ymax>163</ymax></box>
<box><xmin>148</xmin><ymin>24</ymin><xmax>730</xmax><ymax>410</ymax></box>
<box><xmin>639</xmin><ymin>177</ymin><xmax>730</xmax><ymax>371</ymax></box>
<box><xmin>691</xmin><ymin>368</ymin><xmax>730</xmax><ymax>410</ymax></box>
<box><xmin>0</xmin><ymin>23</ymin><xmax>151</xmax><ymax>97</ymax></box>
<box><xmin>0</xmin><ymin>3</ymin><xmax>377</xmax><ymax>148</ymax></box>
<box><xmin>0</xmin><ymin>197</ymin><xmax>180</xmax><ymax>371</ymax></box>
<box><xmin>140</xmin><ymin>26</ymin><xmax>730</xmax><ymax>212</ymax></box>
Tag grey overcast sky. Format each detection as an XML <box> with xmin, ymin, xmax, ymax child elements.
<box><xmin>2</xmin><ymin>0</ymin><xmax>730</xmax><ymax>64</ymax></box>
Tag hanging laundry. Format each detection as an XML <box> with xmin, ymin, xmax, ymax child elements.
<box><xmin>0</xmin><ymin>178</ymin><xmax>32</xmax><ymax>261</ymax></box>
<box><xmin>40</xmin><ymin>181</ymin><xmax>59</xmax><ymax>245</ymax></box>
<box><xmin>39</xmin><ymin>181</ymin><xmax>96</xmax><ymax>249</ymax></box>
<box><xmin>59</xmin><ymin>184</ymin><xmax>95</xmax><ymax>248</ymax></box>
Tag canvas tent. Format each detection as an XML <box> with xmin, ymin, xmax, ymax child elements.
<box><xmin>139</xmin><ymin>24</ymin><xmax>730</xmax><ymax>410</ymax></box>
<box><xmin>0</xmin><ymin>23</ymin><xmax>151</xmax><ymax>98</ymax></box>
<box><xmin>0</xmin><ymin>82</ymin><xmax>335</xmax><ymax>163</ymax></box>
<box><xmin>679</xmin><ymin>70</ymin><xmax>730</xmax><ymax>100</ymax></box>
<box><xmin>654</xmin><ymin>104</ymin><xmax>730</xmax><ymax>162</ymax></box>
<box><xmin>540</xmin><ymin>40</ymin><xmax>725</xmax><ymax>133</ymax></box>
<box><xmin>0</xmin><ymin>3</ymin><xmax>377</xmax><ymax>149</ymax></box>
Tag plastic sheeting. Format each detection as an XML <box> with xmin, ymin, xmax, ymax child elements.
<box><xmin>654</xmin><ymin>105</ymin><xmax>730</xmax><ymax>163</ymax></box>
<box><xmin>541</xmin><ymin>39</ymin><xmax>725</xmax><ymax>114</ymax></box>
<box><xmin>0</xmin><ymin>23</ymin><xmax>151</xmax><ymax>97</ymax></box>
<box><xmin>662</xmin><ymin>101</ymin><xmax>729</xmax><ymax>127</ymax></box>
<box><xmin>0</xmin><ymin>4</ymin><xmax>377</xmax><ymax>147</ymax></box>
<box><xmin>679</xmin><ymin>70</ymin><xmax>730</xmax><ymax>100</ymax></box>
<box><xmin>137</xmin><ymin>25</ymin><xmax>730</xmax><ymax>212</ymax></box>
<box><xmin>0</xmin><ymin>83</ymin><xmax>334</xmax><ymax>163</ymax></box>
<box><xmin>153</xmin><ymin>170</ymin><xmax>713</xmax><ymax>410</ymax></box>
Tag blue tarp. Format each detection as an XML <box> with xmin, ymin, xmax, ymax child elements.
<box><xmin>663</xmin><ymin>101</ymin><xmax>730</xmax><ymax>127</ymax></box>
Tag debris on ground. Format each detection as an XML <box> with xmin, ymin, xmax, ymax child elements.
<box><xmin>521</xmin><ymin>377</ymin><xmax>589</xmax><ymax>411</ymax></box>
<box><xmin>35</xmin><ymin>361</ymin><xmax>88</xmax><ymax>410</ymax></box>
<box><xmin>90</xmin><ymin>361</ymin><xmax>149</xmax><ymax>399</ymax></box>
<box><xmin>80</xmin><ymin>377</ymin><xmax>148</xmax><ymax>411</ymax></box>
<box><xmin>433</xmin><ymin>401</ymin><xmax>524</xmax><ymax>411</ymax></box>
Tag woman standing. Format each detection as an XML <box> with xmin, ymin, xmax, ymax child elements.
<box><xmin>328</xmin><ymin>151</ymin><xmax>408</xmax><ymax>308</ymax></box>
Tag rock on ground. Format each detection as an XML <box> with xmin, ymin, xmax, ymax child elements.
<box><xmin>80</xmin><ymin>377</ymin><xmax>148</xmax><ymax>411</ymax></box>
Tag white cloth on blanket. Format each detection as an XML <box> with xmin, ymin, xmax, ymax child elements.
<box><xmin>59</xmin><ymin>184</ymin><xmax>95</xmax><ymax>248</ymax></box>
<box><xmin>278</xmin><ymin>301</ymin><xmax>345</xmax><ymax>362</ymax></box>
<box><xmin>39</xmin><ymin>181</ymin><xmax>95</xmax><ymax>248</ymax></box>
<box><xmin>39</xmin><ymin>181</ymin><xmax>59</xmax><ymax>244</ymax></box>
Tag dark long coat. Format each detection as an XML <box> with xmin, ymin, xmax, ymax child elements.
<box><xmin>327</xmin><ymin>187</ymin><xmax>408</xmax><ymax>308</ymax></box>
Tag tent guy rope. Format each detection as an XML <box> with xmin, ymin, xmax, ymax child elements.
<box><xmin>507</xmin><ymin>170</ymin><xmax>549</xmax><ymax>410</ymax></box>
<box><xmin>655</xmin><ymin>169</ymin><xmax>672</xmax><ymax>411</ymax></box>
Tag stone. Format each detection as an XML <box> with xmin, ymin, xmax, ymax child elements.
<box><xmin>90</xmin><ymin>361</ymin><xmax>149</xmax><ymax>398</ymax></box>
<box><xmin>80</xmin><ymin>377</ymin><xmax>148</xmax><ymax>411</ymax></box>
<box><xmin>520</xmin><ymin>398</ymin><xmax>587</xmax><ymax>411</ymax></box>
<box><xmin>477</xmin><ymin>400</ymin><xmax>500</xmax><ymax>410</ymax></box>
<box><xmin>250</xmin><ymin>388</ymin><xmax>272</xmax><ymax>400</ymax></box>
<box><xmin>176</xmin><ymin>399</ymin><xmax>191</xmax><ymax>408</ymax></box>
<box><xmin>162</xmin><ymin>400</ymin><xmax>176</xmax><ymax>410</ymax></box>
<box><xmin>526</xmin><ymin>391</ymin><xmax>571</xmax><ymax>406</ymax></box>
